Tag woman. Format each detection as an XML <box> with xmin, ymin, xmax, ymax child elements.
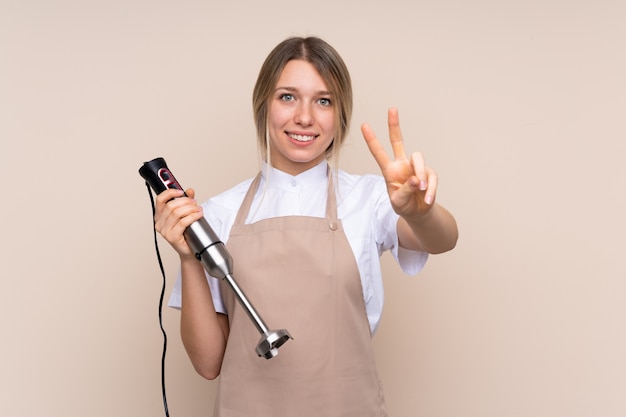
<box><xmin>155</xmin><ymin>36</ymin><xmax>458</xmax><ymax>417</ymax></box>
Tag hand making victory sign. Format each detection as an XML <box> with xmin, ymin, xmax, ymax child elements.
<box><xmin>361</xmin><ymin>107</ymin><xmax>458</xmax><ymax>254</ymax></box>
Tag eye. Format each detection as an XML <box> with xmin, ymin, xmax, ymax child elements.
<box><xmin>279</xmin><ymin>93</ymin><xmax>294</xmax><ymax>102</ymax></box>
<box><xmin>318</xmin><ymin>97</ymin><xmax>332</xmax><ymax>107</ymax></box>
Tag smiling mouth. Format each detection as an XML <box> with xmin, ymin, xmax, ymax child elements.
<box><xmin>287</xmin><ymin>133</ymin><xmax>317</xmax><ymax>142</ymax></box>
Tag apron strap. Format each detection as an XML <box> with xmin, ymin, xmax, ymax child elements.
<box><xmin>233</xmin><ymin>172</ymin><xmax>262</xmax><ymax>226</ymax></box>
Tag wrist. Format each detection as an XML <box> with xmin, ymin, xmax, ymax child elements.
<box><xmin>180</xmin><ymin>253</ymin><xmax>199</xmax><ymax>264</ymax></box>
<box><xmin>401</xmin><ymin>204</ymin><xmax>436</xmax><ymax>227</ymax></box>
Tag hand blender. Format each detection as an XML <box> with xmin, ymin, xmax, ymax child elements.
<box><xmin>139</xmin><ymin>157</ymin><xmax>292</xmax><ymax>359</ymax></box>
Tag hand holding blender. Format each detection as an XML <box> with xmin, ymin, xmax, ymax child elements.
<box><xmin>140</xmin><ymin>157</ymin><xmax>292</xmax><ymax>359</ymax></box>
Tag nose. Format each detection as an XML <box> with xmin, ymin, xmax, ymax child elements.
<box><xmin>294</xmin><ymin>102</ymin><xmax>313</xmax><ymax>126</ymax></box>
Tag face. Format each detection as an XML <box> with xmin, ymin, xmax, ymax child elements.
<box><xmin>267</xmin><ymin>59</ymin><xmax>336</xmax><ymax>175</ymax></box>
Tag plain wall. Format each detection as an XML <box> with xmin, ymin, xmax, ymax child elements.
<box><xmin>2</xmin><ymin>1</ymin><xmax>625</xmax><ymax>416</ymax></box>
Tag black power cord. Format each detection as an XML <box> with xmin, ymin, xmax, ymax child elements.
<box><xmin>145</xmin><ymin>182</ymin><xmax>170</xmax><ymax>417</ymax></box>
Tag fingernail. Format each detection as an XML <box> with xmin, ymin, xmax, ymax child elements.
<box><xmin>425</xmin><ymin>194</ymin><xmax>433</xmax><ymax>205</ymax></box>
<box><xmin>419</xmin><ymin>180</ymin><xmax>427</xmax><ymax>190</ymax></box>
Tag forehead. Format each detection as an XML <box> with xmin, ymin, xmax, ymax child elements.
<box><xmin>275</xmin><ymin>59</ymin><xmax>329</xmax><ymax>92</ymax></box>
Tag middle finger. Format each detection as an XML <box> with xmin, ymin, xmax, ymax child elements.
<box><xmin>388</xmin><ymin>107</ymin><xmax>406</xmax><ymax>160</ymax></box>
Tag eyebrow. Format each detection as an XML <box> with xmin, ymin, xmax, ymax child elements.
<box><xmin>275</xmin><ymin>86</ymin><xmax>332</xmax><ymax>96</ymax></box>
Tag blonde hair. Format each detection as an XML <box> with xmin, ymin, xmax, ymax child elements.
<box><xmin>252</xmin><ymin>36</ymin><xmax>353</xmax><ymax>167</ymax></box>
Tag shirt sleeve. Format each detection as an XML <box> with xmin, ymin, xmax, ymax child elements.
<box><xmin>373</xmin><ymin>178</ymin><xmax>428</xmax><ymax>275</ymax></box>
<box><xmin>167</xmin><ymin>270</ymin><xmax>227</xmax><ymax>314</ymax></box>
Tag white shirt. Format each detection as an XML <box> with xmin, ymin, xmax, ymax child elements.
<box><xmin>168</xmin><ymin>160</ymin><xmax>428</xmax><ymax>334</ymax></box>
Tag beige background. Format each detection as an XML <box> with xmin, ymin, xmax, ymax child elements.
<box><xmin>2</xmin><ymin>0</ymin><xmax>625</xmax><ymax>416</ymax></box>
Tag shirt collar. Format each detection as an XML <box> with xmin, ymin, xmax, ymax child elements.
<box><xmin>261</xmin><ymin>160</ymin><xmax>328</xmax><ymax>192</ymax></box>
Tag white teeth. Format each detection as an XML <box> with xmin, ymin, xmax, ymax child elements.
<box><xmin>289</xmin><ymin>133</ymin><xmax>316</xmax><ymax>142</ymax></box>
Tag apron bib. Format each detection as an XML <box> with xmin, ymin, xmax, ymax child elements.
<box><xmin>215</xmin><ymin>171</ymin><xmax>387</xmax><ymax>417</ymax></box>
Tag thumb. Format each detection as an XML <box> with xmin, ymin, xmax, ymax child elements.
<box><xmin>185</xmin><ymin>188</ymin><xmax>196</xmax><ymax>200</ymax></box>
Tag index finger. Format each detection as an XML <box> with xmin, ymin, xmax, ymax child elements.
<box><xmin>361</xmin><ymin>122</ymin><xmax>391</xmax><ymax>169</ymax></box>
<box><xmin>155</xmin><ymin>188</ymin><xmax>185</xmax><ymax>206</ymax></box>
